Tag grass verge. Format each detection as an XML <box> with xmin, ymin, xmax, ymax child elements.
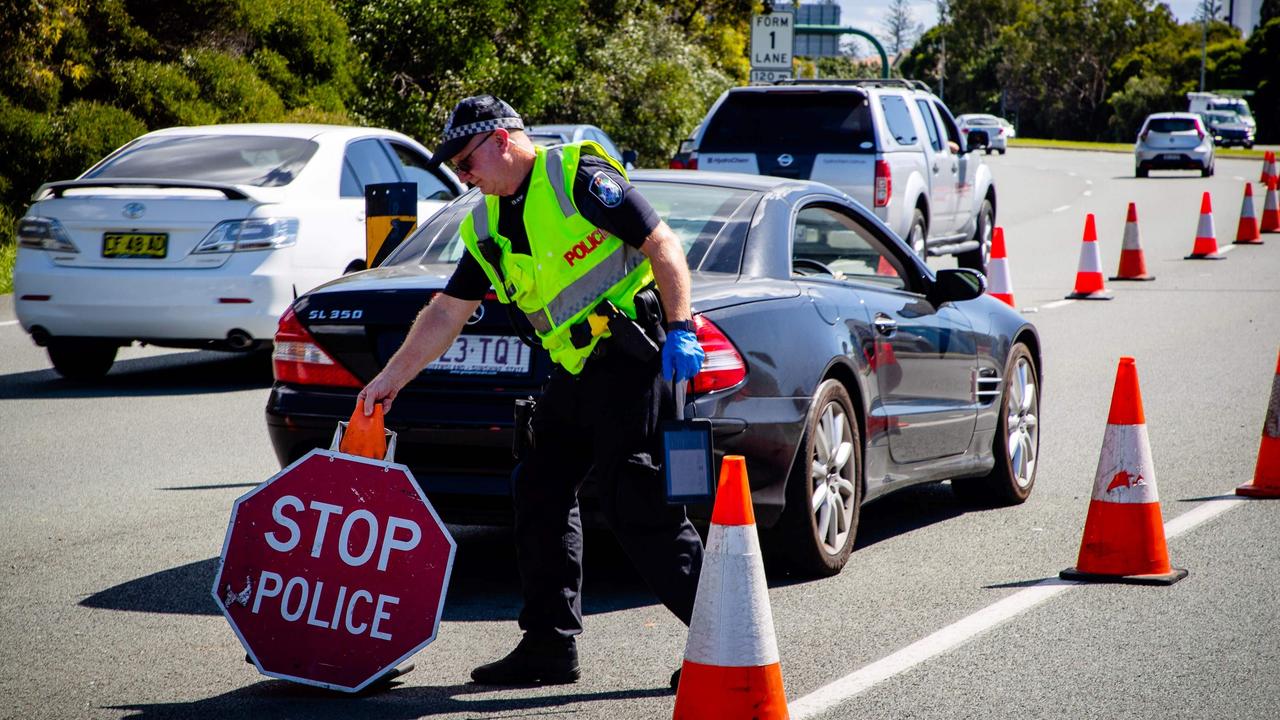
<box><xmin>1010</xmin><ymin>137</ymin><xmax>1267</xmax><ymax>160</ymax></box>
<box><xmin>1</xmin><ymin>206</ymin><xmax>14</xmax><ymax>295</ymax></box>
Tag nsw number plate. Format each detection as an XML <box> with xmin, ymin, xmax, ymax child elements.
<box><xmin>427</xmin><ymin>335</ymin><xmax>530</xmax><ymax>375</ymax></box>
<box><xmin>103</xmin><ymin>232</ymin><xmax>168</xmax><ymax>258</ymax></box>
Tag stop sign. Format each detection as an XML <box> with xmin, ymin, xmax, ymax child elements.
<box><xmin>212</xmin><ymin>448</ymin><xmax>456</xmax><ymax>692</ymax></box>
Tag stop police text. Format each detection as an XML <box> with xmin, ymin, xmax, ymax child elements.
<box><xmin>249</xmin><ymin>495</ymin><xmax>424</xmax><ymax>641</ymax></box>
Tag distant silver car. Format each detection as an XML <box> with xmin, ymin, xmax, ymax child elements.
<box><xmin>956</xmin><ymin>114</ymin><xmax>1008</xmax><ymax>154</ymax></box>
<box><xmin>525</xmin><ymin>123</ymin><xmax>634</xmax><ymax>168</ymax></box>
<box><xmin>1135</xmin><ymin>112</ymin><xmax>1214</xmax><ymax>178</ymax></box>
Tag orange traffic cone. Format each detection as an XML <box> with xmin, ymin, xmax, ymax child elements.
<box><xmin>673</xmin><ymin>456</ymin><xmax>788</xmax><ymax>720</ymax></box>
<box><xmin>1066</xmin><ymin>214</ymin><xmax>1112</xmax><ymax>300</ymax></box>
<box><xmin>1185</xmin><ymin>191</ymin><xmax>1224</xmax><ymax>260</ymax></box>
<box><xmin>1262</xmin><ymin>178</ymin><xmax>1280</xmax><ymax>233</ymax></box>
<box><xmin>1261</xmin><ymin>151</ymin><xmax>1277</xmax><ymax>187</ymax></box>
<box><xmin>986</xmin><ymin>226</ymin><xmax>1015</xmax><ymax>306</ymax></box>
<box><xmin>340</xmin><ymin>402</ymin><xmax>388</xmax><ymax>459</ymax></box>
<box><xmin>1234</xmin><ymin>182</ymin><xmax>1263</xmax><ymax>245</ymax></box>
<box><xmin>1237</xmin><ymin>349</ymin><xmax>1280</xmax><ymax>498</ymax></box>
<box><xmin>1110</xmin><ymin>203</ymin><xmax>1155</xmax><ymax>281</ymax></box>
<box><xmin>1061</xmin><ymin>357</ymin><xmax>1188</xmax><ymax>585</ymax></box>
<box><xmin>874</xmin><ymin>255</ymin><xmax>898</xmax><ymax>277</ymax></box>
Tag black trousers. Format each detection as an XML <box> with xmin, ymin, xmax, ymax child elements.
<box><xmin>512</xmin><ymin>343</ymin><xmax>704</xmax><ymax>641</ymax></box>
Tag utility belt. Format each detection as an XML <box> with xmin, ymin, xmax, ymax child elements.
<box><xmin>568</xmin><ymin>285</ymin><xmax>664</xmax><ymax>363</ymax></box>
<box><xmin>512</xmin><ymin>285</ymin><xmax>664</xmax><ymax>461</ymax></box>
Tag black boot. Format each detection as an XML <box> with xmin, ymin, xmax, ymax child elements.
<box><xmin>670</xmin><ymin>667</ymin><xmax>681</xmax><ymax>691</ymax></box>
<box><xmin>470</xmin><ymin>635</ymin><xmax>580</xmax><ymax>685</ymax></box>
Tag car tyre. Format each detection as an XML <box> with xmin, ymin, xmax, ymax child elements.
<box><xmin>906</xmin><ymin>208</ymin><xmax>927</xmax><ymax>261</ymax></box>
<box><xmin>957</xmin><ymin>198</ymin><xmax>994</xmax><ymax>275</ymax></box>
<box><xmin>952</xmin><ymin>343</ymin><xmax>1039</xmax><ymax>507</ymax></box>
<box><xmin>777</xmin><ymin>379</ymin><xmax>862</xmax><ymax>577</ymax></box>
<box><xmin>1201</xmin><ymin>163</ymin><xmax>1214</xmax><ymax>178</ymax></box>
<box><xmin>1136</xmin><ymin>166</ymin><xmax>1148</xmax><ymax>178</ymax></box>
<box><xmin>985</xmin><ymin>148</ymin><xmax>993</xmax><ymax>155</ymax></box>
<box><xmin>998</xmin><ymin>149</ymin><xmax>1007</xmax><ymax>155</ymax></box>
<box><xmin>47</xmin><ymin>340</ymin><xmax>118</xmax><ymax>380</ymax></box>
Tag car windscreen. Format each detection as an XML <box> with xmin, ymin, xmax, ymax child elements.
<box><xmin>527</xmin><ymin>134</ymin><xmax>567</xmax><ymax>147</ymax></box>
<box><xmin>1209</xmin><ymin>100</ymin><xmax>1252</xmax><ymax>119</ymax></box>
<box><xmin>382</xmin><ymin>181</ymin><xmax>756</xmax><ymax>274</ymax></box>
<box><xmin>86</xmin><ymin>135</ymin><xmax>320</xmax><ymax>187</ymax></box>
<box><xmin>1146</xmin><ymin>118</ymin><xmax>1197</xmax><ymax>133</ymax></box>
<box><xmin>699</xmin><ymin>92</ymin><xmax>874</xmax><ymax>154</ymax></box>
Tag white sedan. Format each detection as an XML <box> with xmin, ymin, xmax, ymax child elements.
<box><xmin>14</xmin><ymin>124</ymin><xmax>463</xmax><ymax>379</ymax></box>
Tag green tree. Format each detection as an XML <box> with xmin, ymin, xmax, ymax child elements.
<box><xmin>1242</xmin><ymin>18</ymin><xmax>1280</xmax><ymax>142</ymax></box>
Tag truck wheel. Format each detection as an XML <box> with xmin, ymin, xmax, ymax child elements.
<box><xmin>906</xmin><ymin>209</ymin><xmax>927</xmax><ymax>261</ymax></box>
<box><xmin>957</xmin><ymin>198</ymin><xmax>994</xmax><ymax>275</ymax></box>
<box><xmin>48</xmin><ymin>340</ymin><xmax>118</xmax><ymax>380</ymax></box>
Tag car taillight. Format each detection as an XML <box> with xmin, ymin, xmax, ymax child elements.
<box><xmin>669</xmin><ymin>159</ymin><xmax>686</xmax><ymax>169</ymax></box>
<box><xmin>874</xmin><ymin>160</ymin><xmax>891</xmax><ymax>208</ymax></box>
<box><xmin>687</xmin><ymin>156</ymin><xmax>698</xmax><ymax>170</ymax></box>
<box><xmin>272</xmin><ymin>306</ymin><xmax>362</xmax><ymax>388</ymax></box>
<box><xmin>691</xmin><ymin>315</ymin><xmax>746</xmax><ymax>394</ymax></box>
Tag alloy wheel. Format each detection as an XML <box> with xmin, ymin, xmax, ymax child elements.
<box><xmin>809</xmin><ymin>401</ymin><xmax>857</xmax><ymax>555</ymax></box>
<box><xmin>1006</xmin><ymin>355</ymin><xmax>1039</xmax><ymax>490</ymax></box>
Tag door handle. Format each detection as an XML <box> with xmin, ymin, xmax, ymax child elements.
<box><xmin>932</xmin><ymin>164</ymin><xmax>939</xmax><ymax>173</ymax></box>
<box><xmin>873</xmin><ymin>314</ymin><xmax>897</xmax><ymax>337</ymax></box>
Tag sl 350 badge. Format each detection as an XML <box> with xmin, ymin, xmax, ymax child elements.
<box><xmin>589</xmin><ymin>171</ymin><xmax>624</xmax><ymax>208</ymax></box>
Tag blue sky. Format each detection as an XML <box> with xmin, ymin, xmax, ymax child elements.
<box><xmin>833</xmin><ymin>0</ymin><xmax>1202</xmax><ymax>43</ymax></box>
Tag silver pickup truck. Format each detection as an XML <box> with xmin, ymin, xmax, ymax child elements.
<box><xmin>687</xmin><ymin>79</ymin><xmax>997</xmax><ymax>273</ymax></box>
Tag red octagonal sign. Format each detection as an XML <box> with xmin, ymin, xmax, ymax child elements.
<box><xmin>213</xmin><ymin>449</ymin><xmax>456</xmax><ymax>692</ymax></box>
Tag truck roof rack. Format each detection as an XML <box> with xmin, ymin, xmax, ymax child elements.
<box><xmin>774</xmin><ymin>78</ymin><xmax>933</xmax><ymax>92</ymax></box>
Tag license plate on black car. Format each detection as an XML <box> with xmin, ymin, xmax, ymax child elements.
<box><xmin>426</xmin><ymin>335</ymin><xmax>531</xmax><ymax>375</ymax></box>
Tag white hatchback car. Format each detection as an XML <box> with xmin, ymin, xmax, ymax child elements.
<box><xmin>1134</xmin><ymin>112</ymin><xmax>1215</xmax><ymax>178</ymax></box>
<box><xmin>14</xmin><ymin>124</ymin><xmax>463</xmax><ymax>379</ymax></box>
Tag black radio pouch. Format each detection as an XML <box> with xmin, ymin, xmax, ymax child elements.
<box><xmin>513</xmin><ymin>396</ymin><xmax>536</xmax><ymax>460</ymax></box>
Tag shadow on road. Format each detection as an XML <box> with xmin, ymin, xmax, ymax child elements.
<box><xmin>108</xmin><ymin>679</ymin><xmax>673</xmax><ymax>719</ymax></box>
<box><xmin>0</xmin><ymin>349</ymin><xmax>272</xmax><ymax>399</ymax></box>
<box><xmin>79</xmin><ymin>526</ymin><xmax>659</xmax><ymax>621</ymax></box>
<box><xmin>853</xmin><ymin>481</ymin><xmax>966</xmax><ymax>551</ymax></box>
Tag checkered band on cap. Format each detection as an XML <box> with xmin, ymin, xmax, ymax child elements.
<box><xmin>442</xmin><ymin>116</ymin><xmax>524</xmax><ymax>142</ymax></box>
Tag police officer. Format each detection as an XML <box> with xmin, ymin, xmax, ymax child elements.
<box><xmin>357</xmin><ymin>95</ymin><xmax>706</xmax><ymax>687</ymax></box>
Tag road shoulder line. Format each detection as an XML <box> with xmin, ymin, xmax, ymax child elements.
<box><xmin>787</xmin><ymin>495</ymin><xmax>1248</xmax><ymax>718</ymax></box>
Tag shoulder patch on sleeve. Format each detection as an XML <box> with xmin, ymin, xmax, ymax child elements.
<box><xmin>588</xmin><ymin>170</ymin><xmax>624</xmax><ymax>208</ymax></box>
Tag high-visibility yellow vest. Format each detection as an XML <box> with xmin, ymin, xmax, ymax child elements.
<box><xmin>461</xmin><ymin>142</ymin><xmax>655</xmax><ymax>374</ymax></box>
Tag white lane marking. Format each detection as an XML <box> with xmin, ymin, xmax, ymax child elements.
<box><xmin>1083</xmin><ymin>190</ymin><xmax>1093</xmax><ymax>197</ymax></box>
<box><xmin>788</xmin><ymin>495</ymin><xmax>1248</xmax><ymax>718</ymax></box>
<box><xmin>1039</xmin><ymin>299</ymin><xmax>1076</xmax><ymax>310</ymax></box>
<box><xmin>1051</xmin><ymin>205</ymin><xmax>1071</xmax><ymax>213</ymax></box>
<box><xmin>1164</xmin><ymin>497</ymin><xmax>1245</xmax><ymax>539</ymax></box>
<box><xmin>1067</xmin><ymin>171</ymin><xmax>1078</xmax><ymax>177</ymax></box>
<box><xmin>1218</xmin><ymin>245</ymin><xmax>1237</xmax><ymax>255</ymax></box>
<box><xmin>1233</xmin><ymin>176</ymin><xmax>1245</xmax><ymax>182</ymax></box>
<box><xmin>789</xmin><ymin>582</ymin><xmax>1073</xmax><ymax>717</ymax></box>
<box><xmin>0</xmin><ymin>320</ymin><xmax>18</xmax><ymax>327</ymax></box>
<box><xmin>1085</xmin><ymin>179</ymin><xmax>1094</xmax><ymax>185</ymax></box>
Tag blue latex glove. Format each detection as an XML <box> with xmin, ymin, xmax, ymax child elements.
<box><xmin>662</xmin><ymin>329</ymin><xmax>705</xmax><ymax>383</ymax></box>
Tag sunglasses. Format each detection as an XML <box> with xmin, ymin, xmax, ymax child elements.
<box><xmin>452</xmin><ymin>133</ymin><xmax>493</xmax><ymax>174</ymax></box>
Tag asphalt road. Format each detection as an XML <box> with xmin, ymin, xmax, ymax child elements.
<box><xmin>2</xmin><ymin>148</ymin><xmax>1279</xmax><ymax>719</ymax></box>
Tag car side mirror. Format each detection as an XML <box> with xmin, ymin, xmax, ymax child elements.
<box><xmin>930</xmin><ymin>268</ymin><xmax>986</xmax><ymax>305</ymax></box>
<box><xmin>622</xmin><ymin>149</ymin><xmax>638</xmax><ymax>169</ymax></box>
